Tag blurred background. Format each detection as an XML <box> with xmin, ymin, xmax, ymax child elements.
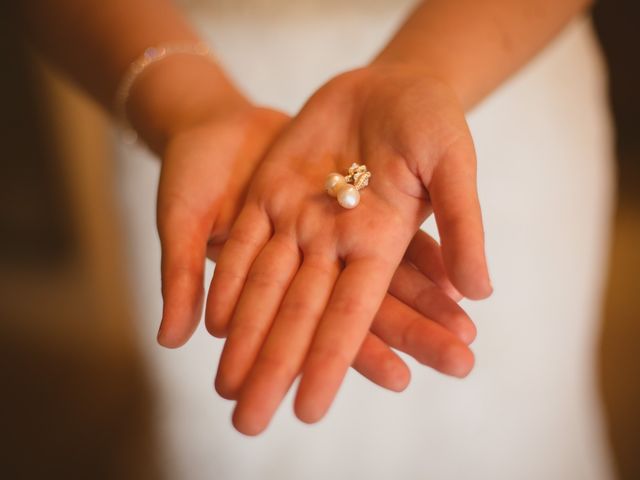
<box><xmin>1</xmin><ymin>1</ymin><xmax>638</xmax><ymax>479</ymax></box>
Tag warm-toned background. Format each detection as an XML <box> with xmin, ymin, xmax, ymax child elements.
<box><xmin>1</xmin><ymin>1</ymin><xmax>638</xmax><ymax>478</ymax></box>
<box><xmin>593</xmin><ymin>1</ymin><xmax>640</xmax><ymax>477</ymax></box>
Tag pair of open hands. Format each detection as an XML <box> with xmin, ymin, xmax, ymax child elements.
<box><xmin>151</xmin><ymin>64</ymin><xmax>491</xmax><ymax>435</ymax></box>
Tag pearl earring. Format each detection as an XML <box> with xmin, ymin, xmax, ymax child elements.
<box><xmin>325</xmin><ymin>163</ymin><xmax>371</xmax><ymax>209</ymax></box>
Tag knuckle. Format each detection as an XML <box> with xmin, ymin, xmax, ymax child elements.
<box><xmin>162</xmin><ymin>260</ymin><xmax>201</xmax><ymax>286</ymax></box>
<box><xmin>302</xmin><ymin>253</ymin><xmax>337</xmax><ymax>278</ymax></box>
<box><xmin>158</xmin><ymin>195</ymin><xmax>198</xmax><ymax>234</ymax></box>
<box><xmin>331</xmin><ymin>296</ymin><xmax>369</xmax><ymax>319</ymax></box>
<box><xmin>232</xmin><ymin>320</ymin><xmax>267</xmax><ymax>343</ymax></box>
<box><xmin>212</xmin><ymin>265</ymin><xmax>246</xmax><ymax>284</ymax></box>
<box><xmin>279</xmin><ymin>296</ymin><xmax>309</xmax><ymax>318</ymax></box>
<box><xmin>412</xmin><ymin>283</ymin><xmax>435</xmax><ymax>309</ymax></box>
<box><xmin>400</xmin><ymin>320</ymin><xmax>421</xmax><ymax>350</ymax></box>
<box><xmin>246</xmin><ymin>268</ymin><xmax>283</xmax><ymax>289</ymax></box>
<box><xmin>258</xmin><ymin>352</ymin><xmax>297</xmax><ymax>381</ymax></box>
<box><xmin>270</xmin><ymin>234</ymin><xmax>301</xmax><ymax>259</ymax></box>
<box><xmin>228</xmin><ymin>226</ymin><xmax>262</xmax><ymax>250</ymax></box>
<box><xmin>308</xmin><ymin>344</ymin><xmax>351</xmax><ymax>369</ymax></box>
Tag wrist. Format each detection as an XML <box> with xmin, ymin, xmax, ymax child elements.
<box><xmin>366</xmin><ymin>59</ymin><xmax>465</xmax><ymax>105</ymax></box>
<box><xmin>126</xmin><ymin>53</ymin><xmax>250</xmax><ymax>153</ymax></box>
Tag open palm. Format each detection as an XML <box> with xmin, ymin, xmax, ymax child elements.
<box><xmin>153</xmin><ymin>101</ymin><xmax>478</xmax><ymax>403</ymax></box>
<box><xmin>206</xmin><ymin>66</ymin><xmax>492</xmax><ymax>435</ymax></box>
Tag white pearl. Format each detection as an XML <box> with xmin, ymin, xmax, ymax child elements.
<box><xmin>325</xmin><ymin>172</ymin><xmax>346</xmax><ymax>197</ymax></box>
<box><xmin>337</xmin><ymin>184</ymin><xmax>360</xmax><ymax>209</ymax></box>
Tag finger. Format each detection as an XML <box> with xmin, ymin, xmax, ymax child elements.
<box><xmin>406</xmin><ymin>229</ymin><xmax>462</xmax><ymax>301</ymax></box>
<box><xmin>156</xmin><ymin>201</ymin><xmax>210</xmax><ymax>349</ymax></box>
<box><xmin>427</xmin><ymin>138</ymin><xmax>492</xmax><ymax>300</ymax></box>
<box><xmin>205</xmin><ymin>205</ymin><xmax>271</xmax><ymax>338</ymax></box>
<box><xmin>371</xmin><ymin>294</ymin><xmax>475</xmax><ymax>378</ymax></box>
<box><xmin>215</xmin><ymin>234</ymin><xmax>300</xmax><ymax>400</ymax></box>
<box><xmin>389</xmin><ymin>262</ymin><xmax>476</xmax><ymax>345</ymax></box>
<box><xmin>294</xmin><ymin>256</ymin><xmax>396</xmax><ymax>424</ymax></box>
<box><xmin>351</xmin><ymin>331</ymin><xmax>411</xmax><ymax>392</ymax></box>
<box><xmin>231</xmin><ymin>251</ymin><xmax>339</xmax><ymax>435</ymax></box>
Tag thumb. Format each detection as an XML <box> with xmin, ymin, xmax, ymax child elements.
<box><xmin>427</xmin><ymin>137</ymin><xmax>492</xmax><ymax>300</ymax></box>
<box><xmin>156</xmin><ymin>195</ymin><xmax>211</xmax><ymax>348</ymax></box>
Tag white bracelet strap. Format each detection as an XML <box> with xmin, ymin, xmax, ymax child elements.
<box><xmin>114</xmin><ymin>42</ymin><xmax>215</xmax><ymax>143</ymax></box>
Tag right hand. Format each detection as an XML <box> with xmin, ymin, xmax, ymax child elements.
<box><xmin>129</xmin><ymin>55</ymin><xmax>476</xmax><ymax>396</ymax></box>
<box><xmin>206</xmin><ymin>65</ymin><xmax>490</xmax><ymax>433</ymax></box>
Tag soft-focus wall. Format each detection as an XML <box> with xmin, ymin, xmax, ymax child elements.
<box><xmin>0</xmin><ymin>3</ymin><xmax>159</xmax><ymax>477</ymax></box>
<box><xmin>594</xmin><ymin>1</ymin><xmax>640</xmax><ymax>478</ymax></box>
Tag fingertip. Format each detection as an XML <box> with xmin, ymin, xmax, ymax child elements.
<box><xmin>451</xmin><ymin>313</ymin><xmax>477</xmax><ymax>345</ymax></box>
<box><xmin>232</xmin><ymin>406</ymin><xmax>268</xmax><ymax>437</ymax></box>
<box><xmin>434</xmin><ymin>202</ymin><xmax>492</xmax><ymax>301</ymax></box>
<box><xmin>378</xmin><ymin>353</ymin><xmax>411</xmax><ymax>392</ymax></box>
<box><xmin>447</xmin><ymin>256</ymin><xmax>493</xmax><ymax>301</ymax></box>
<box><xmin>214</xmin><ymin>373</ymin><xmax>241</xmax><ymax>401</ymax></box>
<box><xmin>472</xmin><ymin>273</ymin><xmax>493</xmax><ymax>299</ymax></box>
<box><xmin>354</xmin><ymin>333</ymin><xmax>412</xmax><ymax>392</ymax></box>
<box><xmin>389</xmin><ymin>363</ymin><xmax>411</xmax><ymax>392</ymax></box>
<box><xmin>204</xmin><ymin>284</ymin><xmax>233</xmax><ymax>338</ymax></box>
<box><xmin>156</xmin><ymin>335</ymin><xmax>186</xmax><ymax>349</ymax></box>
<box><xmin>156</xmin><ymin>316</ymin><xmax>192</xmax><ymax>349</ymax></box>
<box><xmin>463</xmin><ymin>282</ymin><xmax>492</xmax><ymax>301</ymax></box>
<box><xmin>204</xmin><ymin>313</ymin><xmax>229</xmax><ymax>338</ymax></box>
<box><xmin>441</xmin><ymin>342</ymin><xmax>475</xmax><ymax>378</ymax></box>
<box><xmin>462</xmin><ymin>324</ymin><xmax>477</xmax><ymax>346</ymax></box>
<box><xmin>444</xmin><ymin>284</ymin><xmax>465</xmax><ymax>303</ymax></box>
<box><xmin>156</xmin><ymin>327</ymin><xmax>181</xmax><ymax>349</ymax></box>
<box><xmin>206</xmin><ymin>327</ymin><xmax>228</xmax><ymax>339</ymax></box>
<box><xmin>159</xmin><ymin>271</ymin><xmax>205</xmax><ymax>346</ymax></box>
<box><xmin>294</xmin><ymin>399</ymin><xmax>326</xmax><ymax>425</ymax></box>
<box><xmin>293</xmin><ymin>381</ymin><xmax>331</xmax><ymax>425</ymax></box>
<box><xmin>214</xmin><ymin>347</ymin><xmax>247</xmax><ymax>400</ymax></box>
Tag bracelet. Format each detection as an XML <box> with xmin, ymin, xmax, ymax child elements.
<box><xmin>114</xmin><ymin>42</ymin><xmax>215</xmax><ymax>143</ymax></box>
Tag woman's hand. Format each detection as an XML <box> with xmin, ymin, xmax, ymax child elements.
<box><xmin>352</xmin><ymin>228</ymin><xmax>477</xmax><ymax>393</ymax></box>
<box><xmin>153</xmin><ymin>92</ymin><xmax>476</xmax><ymax>391</ymax></box>
<box><xmin>156</xmin><ymin>103</ymin><xmax>477</xmax><ymax>392</ymax></box>
<box><xmin>154</xmin><ymin>103</ymin><xmax>290</xmax><ymax>347</ymax></box>
<box><xmin>139</xmin><ymin>57</ymin><xmax>479</xmax><ymax>411</ymax></box>
<box><xmin>206</xmin><ymin>65</ymin><xmax>492</xmax><ymax>434</ymax></box>
<box><xmin>120</xmin><ymin>53</ymin><xmax>289</xmax><ymax>348</ymax></box>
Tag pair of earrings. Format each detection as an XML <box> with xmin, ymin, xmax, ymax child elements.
<box><xmin>325</xmin><ymin>163</ymin><xmax>371</xmax><ymax>209</ymax></box>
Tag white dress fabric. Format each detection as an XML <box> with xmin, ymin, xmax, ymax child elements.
<box><xmin>115</xmin><ymin>1</ymin><xmax>617</xmax><ymax>478</ymax></box>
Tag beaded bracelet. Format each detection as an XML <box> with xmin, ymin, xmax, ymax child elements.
<box><xmin>114</xmin><ymin>42</ymin><xmax>215</xmax><ymax>143</ymax></box>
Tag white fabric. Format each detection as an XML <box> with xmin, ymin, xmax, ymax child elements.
<box><xmin>115</xmin><ymin>2</ymin><xmax>616</xmax><ymax>478</ymax></box>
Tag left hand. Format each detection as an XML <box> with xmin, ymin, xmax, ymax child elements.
<box><xmin>138</xmin><ymin>60</ymin><xmax>476</xmax><ymax>398</ymax></box>
<box><xmin>206</xmin><ymin>65</ymin><xmax>492</xmax><ymax>434</ymax></box>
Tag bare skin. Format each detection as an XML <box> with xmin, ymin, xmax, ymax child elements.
<box><xmin>20</xmin><ymin>0</ymin><xmax>592</xmax><ymax>434</ymax></box>
<box><xmin>211</xmin><ymin>66</ymin><xmax>486</xmax><ymax>434</ymax></box>
<box><xmin>19</xmin><ymin>0</ymin><xmax>478</xmax><ymax>393</ymax></box>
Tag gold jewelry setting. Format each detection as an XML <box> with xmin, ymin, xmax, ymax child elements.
<box><xmin>325</xmin><ymin>163</ymin><xmax>371</xmax><ymax>209</ymax></box>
